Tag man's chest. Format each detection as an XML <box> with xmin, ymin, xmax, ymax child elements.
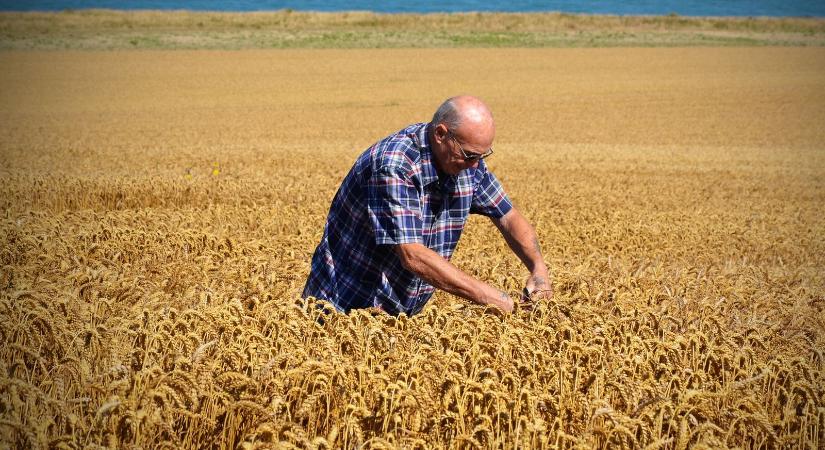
<box><xmin>419</xmin><ymin>177</ymin><xmax>475</xmax><ymax>250</ymax></box>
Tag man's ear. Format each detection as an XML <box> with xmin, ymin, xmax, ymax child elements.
<box><xmin>433</xmin><ymin>124</ymin><xmax>449</xmax><ymax>143</ymax></box>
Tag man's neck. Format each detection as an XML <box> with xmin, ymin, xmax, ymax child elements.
<box><xmin>426</xmin><ymin>123</ymin><xmax>448</xmax><ymax>177</ymax></box>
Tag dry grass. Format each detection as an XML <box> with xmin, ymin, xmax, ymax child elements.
<box><xmin>0</xmin><ymin>47</ymin><xmax>824</xmax><ymax>448</ymax></box>
<box><xmin>1</xmin><ymin>9</ymin><xmax>824</xmax><ymax>49</ymax></box>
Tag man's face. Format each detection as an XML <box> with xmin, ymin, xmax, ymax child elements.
<box><xmin>433</xmin><ymin>124</ymin><xmax>494</xmax><ymax>176</ymax></box>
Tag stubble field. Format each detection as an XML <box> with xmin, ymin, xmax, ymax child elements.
<box><xmin>1</xmin><ymin>47</ymin><xmax>824</xmax><ymax>449</ymax></box>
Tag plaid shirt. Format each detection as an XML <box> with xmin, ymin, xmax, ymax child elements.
<box><xmin>302</xmin><ymin>123</ymin><xmax>513</xmax><ymax>316</ymax></box>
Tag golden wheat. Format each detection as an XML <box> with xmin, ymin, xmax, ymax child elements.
<box><xmin>1</xmin><ymin>47</ymin><xmax>824</xmax><ymax>449</ymax></box>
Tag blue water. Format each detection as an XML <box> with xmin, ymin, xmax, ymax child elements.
<box><xmin>0</xmin><ymin>0</ymin><xmax>823</xmax><ymax>17</ymax></box>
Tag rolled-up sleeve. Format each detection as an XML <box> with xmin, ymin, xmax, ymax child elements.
<box><xmin>470</xmin><ymin>170</ymin><xmax>513</xmax><ymax>218</ymax></box>
<box><xmin>367</xmin><ymin>167</ymin><xmax>424</xmax><ymax>245</ymax></box>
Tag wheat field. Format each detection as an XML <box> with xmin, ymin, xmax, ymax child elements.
<box><xmin>1</xmin><ymin>47</ymin><xmax>824</xmax><ymax>449</ymax></box>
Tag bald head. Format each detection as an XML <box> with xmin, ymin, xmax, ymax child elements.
<box><xmin>428</xmin><ymin>95</ymin><xmax>496</xmax><ymax>176</ymax></box>
<box><xmin>431</xmin><ymin>95</ymin><xmax>494</xmax><ymax>136</ymax></box>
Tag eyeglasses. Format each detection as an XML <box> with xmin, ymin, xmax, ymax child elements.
<box><xmin>448</xmin><ymin>132</ymin><xmax>494</xmax><ymax>162</ymax></box>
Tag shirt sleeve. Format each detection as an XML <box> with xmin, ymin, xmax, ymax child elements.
<box><xmin>366</xmin><ymin>166</ymin><xmax>424</xmax><ymax>245</ymax></box>
<box><xmin>470</xmin><ymin>169</ymin><xmax>513</xmax><ymax>218</ymax></box>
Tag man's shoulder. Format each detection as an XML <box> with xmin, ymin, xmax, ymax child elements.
<box><xmin>464</xmin><ymin>159</ymin><xmax>492</xmax><ymax>185</ymax></box>
<box><xmin>369</xmin><ymin>123</ymin><xmax>428</xmax><ymax>176</ymax></box>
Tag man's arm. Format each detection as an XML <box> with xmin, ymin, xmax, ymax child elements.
<box><xmin>491</xmin><ymin>207</ymin><xmax>554</xmax><ymax>299</ymax></box>
<box><xmin>394</xmin><ymin>243</ymin><xmax>513</xmax><ymax>313</ymax></box>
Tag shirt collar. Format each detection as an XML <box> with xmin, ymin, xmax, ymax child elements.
<box><xmin>412</xmin><ymin>123</ymin><xmax>442</xmax><ymax>188</ymax></box>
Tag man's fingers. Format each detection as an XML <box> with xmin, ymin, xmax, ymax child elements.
<box><xmin>522</xmin><ymin>286</ymin><xmax>553</xmax><ymax>301</ymax></box>
<box><xmin>531</xmin><ymin>288</ymin><xmax>554</xmax><ymax>300</ymax></box>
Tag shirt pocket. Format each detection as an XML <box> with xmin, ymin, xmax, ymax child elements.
<box><xmin>448</xmin><ymin>194</ymin><xmax>471</xmax><ymax>220</ymax></box>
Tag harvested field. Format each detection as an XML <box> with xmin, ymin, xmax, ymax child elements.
<box><xmin>1</xmin><ymin>47</ymin><xmax>824</xmax><ymax>448</ymax></box>
<box><xmin>2</xmin><ymin>10</ymin><xmax>825</xmax><ymax>49</ymax></box>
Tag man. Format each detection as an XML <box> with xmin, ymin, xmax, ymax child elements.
<box><xmin>303</xmin><ymin>95</ymin><xmax>553</xmax><ymax>316</ymax></box>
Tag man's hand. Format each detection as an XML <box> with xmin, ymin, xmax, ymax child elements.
<box><xmin>522</xmin><ymin>270</ymin><xmax>554</xmax><ymax>303</ymax></box>
<box><xmin>488</xmin><ymin>289</ymin><xmax>514</xmax><ymax>313</ymax></box>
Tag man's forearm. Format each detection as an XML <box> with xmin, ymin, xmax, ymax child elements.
<box><xmin>394</xmin><ymin>243</ymin><xmax>512</xmax><ymax>312</ymax></box>
<box><xmin>494</xmin><ymin>208</ymin><xmax>553</xmax><ymax>300</ymax></box>
<box><xmin>494</xmin><ymin>208</ymin><xmax>548</xmax><ymax>274</ymax></box>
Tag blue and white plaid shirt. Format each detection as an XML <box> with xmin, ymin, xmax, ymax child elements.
<box><xmin>302</xmin><ymin>123</ymin><xmax>513</xmax><ymax>316</ymax></box>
